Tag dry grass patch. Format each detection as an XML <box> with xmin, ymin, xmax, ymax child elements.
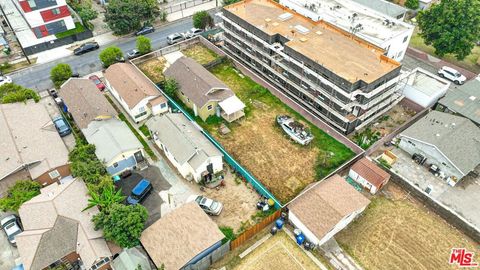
<box><xmin>181</xmin><ymin>44</ymin><xmax>219</xmax><ymax>65</ymax></box>
<box><xmin>137</xmin><ymin>57</ymin><xmax>166</xmax><ymax>84</ymax></box>
<box><xmin>336</xmin><ymin>183</ymin><xmax>480</xmax><ymax>270</ymax></box>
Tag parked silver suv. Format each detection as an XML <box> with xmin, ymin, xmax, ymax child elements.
<box><xmin>438</xmin><ymin>66</ymin><xmax>466</xmax><ymax>85</ymax></box>
<box><xmin>167</xmin><ymin>33</ymin><xmax>185</xmax><ymax>45</ymax></box>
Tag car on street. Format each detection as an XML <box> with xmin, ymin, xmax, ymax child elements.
<box><xmin>167</xmin><ymin>33</ymin><xmax>185</xmax><ymax>45</ymax></box>
<box><xmin>89</xmin><ymin>75</ymin><xmax>106</xmax><ymax>91</ymax></box>
<box><xmin>73</xmin><ymin>42</ymin><xmax>100</xmax><ymax>55</ymax></box>
<box><xmin>52</xmin><ymin>116</ymin><xmax>72</xmax><ymax>137</ymax></box>
<box><xmin>127</xmin><ymin>49</ymin><xmax>141</xmax><ymax>59</ymax></box>
<box><xmin>1</xmin><ymin>215</ymin><xmax>22</xmax><ymax>246</ymax></box>
<box><xmin>127</xmin><ymin>179</ymin><xmax>152</xmax><ymax>205</ymax></box>
<box><xmin>0</xmin><ymin>75</ymin><xmax>12</xmax><ymax>86</ymax></box>
<box><xmin>438</xmin><ymin>66</ymin><xmax>466</xmax><ymax>85</ymax></box>
<box><xmin>135</xmin><ymin>26</ymin><xmax>155</xmax><ymax>36</ymax></box>
<box><xmin>184</xmin><ymin>28</ymin><xmax>204</xmax><ymax>39</ymax></box>
<box><xmin>188</xmin><ymin>195</ymin><xmax>223</xmax><ymax>215</ymax></box>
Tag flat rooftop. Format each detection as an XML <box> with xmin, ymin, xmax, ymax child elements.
<box><xmin>407</xmin><ymin>68</ymin><xmax>450</xmax><ymax>96</ymax></box>
<box><xmin>280</xmin><ymin>0</ymin><xmax>413</xmax><ymax>44</ymax></box>
<box><xmin>224</xmin><ymin>0</ymin><xmax>400</xmax><ymax>83</ymax></box>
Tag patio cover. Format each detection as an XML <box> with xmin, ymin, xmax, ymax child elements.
<box><xmin>218</xmin><ymin>96</ymin><xmax>245</xmax><ymax>115</ymax></box>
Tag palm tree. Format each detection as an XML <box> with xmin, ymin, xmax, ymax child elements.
<box><xmin>83</xmin><ymin>184</ymin><xmax>125</xmax><ymax>211</ymax></box>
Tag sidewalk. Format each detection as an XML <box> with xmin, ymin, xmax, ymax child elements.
<box><xmin>406</xmin><ymin>47</ymin><xmax>477</xmax><ymax>80</ymax></box>
<box><xmin>166</xmin><ymin>1</ymin><xmax>218</xmax><ymax>22</ymax></box>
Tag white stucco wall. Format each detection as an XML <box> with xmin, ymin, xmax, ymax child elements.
<box><xmin>151</xmin><ymin>102</ymin><xmax>168</xmax><ymax>115</ymax></box>
<box><xmin>106</xmin><ymin>149</ymin><xmax>144</xmax><ymax>168</ymax></box>
<box><xmin>348</xmin><ymin>169</ymin><xmax>378</xmax><ymax>194</ymax></box>
<box><xmin>190</xmin><ymin>155</ymin><xmax>224</xmax><ymax>182</ymax></box>
<box><xmin>399</xmin><ymin>136</ymin><xmax>464</xmax><ymax>181</ymax></box>
<box><xmin>288</xmin><ymin>212</ymin><xmax>320</xmax><ymax>246</ymax></box>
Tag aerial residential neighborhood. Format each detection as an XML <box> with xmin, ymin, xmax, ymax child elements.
<box><xmin>0</xmin><ymin>0</ymin><xmax>479</xmax><ymax>269</ymax></box>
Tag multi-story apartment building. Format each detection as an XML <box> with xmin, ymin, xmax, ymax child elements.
<box><xmin>218</xmin><ymin>0</ymin><xmax>407</xmax><ymax>134</ymax></box>
<box><xmin>279</xmin><ymin>0</ymin><xmax>414</xmax><ymax>61</ymax></box>
<box><xmin>17</xmin><ymin>0</ymin><xmax>75</xmax><ymax>38</ymax></box>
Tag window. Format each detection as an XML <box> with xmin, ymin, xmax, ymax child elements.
<box><xmin>403</xmin><ymin>36</ymin><xmax>408</xmax><ymax>43</ymax></box>
<box><xmin>138</xmin><ymin>106</ymin><xmax>146</xmax><ymax>113</ymax></box>
<box><xmin>48</xmin><ymin>170</ymin><xmax>60</xmax><ymax>179</ymax></box>
<box><xmin>52</xmin><ymin>8</ymin><xmax>60</xmax><ymax>15</ymax></box>
<box><xmin>397</xmin><ymin>51</ymin><xmax>403</xmax><ymax>58</ymax></box>
<box><xmin>442</xmin><ymin>162</ymin><xmax>447</xmax><ymax>166</ymax></box>
<box><xmin>160</xmin><ymin>103</ymin><xmax>167</xmax><ymax>109</ymax></box>
<box><xmin>113</xmin><ymin>162</ymin><xmax>118</xmax><ymax>168</ymax></box>
<box><xmin>207</xmin><ymin>104</ymin><xmax>213</xmax><ymax>110</ymax></box>
<box><xmin>135</xmin><ymin>111</ymin><xmax>147</xmax><ymax>119</ymax></box>
<box><xmin>27</xmin><ymin>0</ymin><xmax>37</xmax><ymax>8</ymax></box>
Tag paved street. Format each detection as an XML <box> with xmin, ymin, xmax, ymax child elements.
<box><xmin>9</xmin><ymin>16</ymin><xmax>198</xmax><ymax>92</ymax></box>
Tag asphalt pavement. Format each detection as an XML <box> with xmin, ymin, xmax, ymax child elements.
<box><xmin>10</xmin><ymin>17</ymin><xmax>197</xmax><ymax>92</ymax></box>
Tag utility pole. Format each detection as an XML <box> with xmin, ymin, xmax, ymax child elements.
<box><xmin>0</xmin><ymin>1</ymin><xmax>31</xmax><ymax>64</ymax></box>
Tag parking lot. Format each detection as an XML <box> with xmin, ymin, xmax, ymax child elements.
<box><xmin>390</xmin><ymin>148</ymin><xmax>480</xmax><ymax>229</ymax></box>
<box><xmin>115</xmin><ymin>166</ymin><xmax>171</xmax><ymax>227</ymax></box>
<box><xmin>0</xmin><ymin>212</ymin><xmax>20</xmax><ymax>270</ymax></box>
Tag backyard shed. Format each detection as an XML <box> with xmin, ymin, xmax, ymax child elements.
<box><xmin>402</xmin><ymin>68</ymin><xmax>450</xmax><ymax>108</ymax></box>
<box><xmin>349</xmin><ymin>157</ymin><xmax>390</xmax><ymax>194</ymax></box>
<box><xmin>140</xmin><ymin>202</ymin><xmax>225</xmax><ymax>270</ymax></box>
<box><xmin>111</xmin><ymin>247</ymin><xmax>151</xmax><ymax>270</ymax></box>
<box><xmin>288</xmin><ymin>174</ymin><xmax>370</xmax><ymax>246</ymax></box>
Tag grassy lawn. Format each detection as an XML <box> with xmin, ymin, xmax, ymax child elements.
<box><xmin>55</xmin><ymin>22</ymin><xmax>86</xmax><ymax>39</ymax></box>
<box><xmin>181</xmin><ymin>44</ymin><xmax>220</xmax><ymax>65</ymax></box>
<box><xmin>137</xmin><ymin>57</ymin><xmax>167</xmax><ymax>84</ymax></box>
<box><xmin>204</xmin><ymin>62</ymin><xmax>354</xmax><ymax>203</ymax></box>
<box><xmin>336</xmin><ymin>184</ymin><xmax>480</xmax><ymax>270</ymax></box>
<box><xmin>139</xmin><ymin>124</ymin><xmax>150</xmax><ymax>138</ymax></box>
<box><xmin>410</xmin><ymin>30</ymin><xmax>480</xmax><ymax>73</ymax></box>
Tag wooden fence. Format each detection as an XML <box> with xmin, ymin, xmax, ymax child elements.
<box><xmin>230</xmin><ymin>210</ymin><xmax>281</xmax><ymax>250</ymax></box>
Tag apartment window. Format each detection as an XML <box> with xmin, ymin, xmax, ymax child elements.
<box><xmin>407</xmin><ymin>140</ymin><xmax>416</xmax><ymax>146</ymax></box>
<box><xmin>48</xmin><ymin>170</ymin><xmax>60</xmax><ymax>179</ymax></box>
<box><xmin>207</xmin><ymin>104</ymin><xmax>213</xmax><ymax>110</ymax></box>
<box><xmin>301</xmin><ymin>82</ymin><xmax>309</xmax><ymax>90</ymax></box>
<box><xmin>52</xmin><ymin>8</ymin><xmax>60</xmax><ymax>15</ymax></box>
<box><xmin>403</xmin><ymin>36</ymin><xmax>408</xmax><ymax>43</ymax></box>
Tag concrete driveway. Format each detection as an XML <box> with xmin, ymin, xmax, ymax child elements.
<box><xmin>115</xmin><ymin>166</ymin><xmax>171</xmax><ymax>227</ymax></box>
<box><xmin>0</xmin><ymin>213</ymin><xmax>20</xmax><ymax>270</ymax></box>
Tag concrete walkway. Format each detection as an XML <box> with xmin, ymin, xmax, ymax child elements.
<box><xmin>320</xmin><ymin>238</ymin><xmax>363</xmax><ymax>270</ymax></box>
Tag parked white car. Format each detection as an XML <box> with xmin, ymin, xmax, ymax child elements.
<box><xmin>184</xmin><ymin>28</ymin><xmax>204</xmax><ymax>39</ymax></box>
<box><xmin>187</xmin><ymin>195</ymin><xmax>223</xmax><ymax>215</ymax></box>
<box><xmin>437</xmin><ymin>66</ymin><xmax>466</xmax><ymax>85</ymax></box>
<box><xmin>1</xmin><ymin>215</ymin><xmax>22</xmax><ymax>246</ymax></box>
<box><xmin>0</xmin><ymin>75</ymin><xmax>12</xmax><ymax>86</ymax></box>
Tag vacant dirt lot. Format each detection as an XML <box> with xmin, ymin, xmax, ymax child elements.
<box><xmin>181</xmin><ymin>44</ymin><xmax>219</xmax><ymax>65</ymax></box>
<box><xmin>186</xmin><ymin>170</ymin><xmax>260</xmax><ymax>232</ymax></box>
<box><xmin>336</xmin><ymin>183</ymin><xmax>480</xmax><ymax>270</ymax></box>
<box><xmin>137</xmin><ymin>57</ymin><xmax>166</xmax><ymax>84</ymax></box>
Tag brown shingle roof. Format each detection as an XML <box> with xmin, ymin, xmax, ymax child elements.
<box><xmin>164</xmin><ymin>57</ymin><xmax>233</xmax><ymax>108</ymax></box>
<box><xmin>104</xmin><ymin>63</ymin><xmax>161</xmax><ymax>109</ymax></box>
<box><xmin>350</xmin><ymin>157</ymin><xmax>390</xmax><ymax>189</ymax></box>
<box><xmin>140</xmin><ymin>202</ymin><xmax>224</xmax><ymax>270</ymax></box>
<box><xmin>288</xmin><ymin>174</ymin><xmax>370</xmax><ymax>240</ymax></box>
<box><xmin>59</xmin><ymin>78</ymin><xmax>117</xmax><ymax>129</ymax></box>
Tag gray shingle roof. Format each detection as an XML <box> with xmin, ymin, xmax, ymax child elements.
<box><xmin>400</xmin><ymin>110</ymin><xmax>480</xmax><ymax>174</ymax></box>
<box><xmin>83</xmin><ymin>119</ymin><xmax>143</xmax><ymax>163</ymax></box>
<box><xmin>352</xmin><ymin>0</ymin><xmax>406</xmax><ymax>19</ymax></box>
<box><xmin>438</xmin><ymin>78</ymin><xmax>480</xmax><ymax>125</ymax></box>
<box><xmin>164</xmin><ymin>57</ymin><xmax>233</xmax><ymax>108</ymax></box>
<box><xmin>146</xmin><ymin>113</ymin><xmax>222</xmax><ymax>170</ymax></box>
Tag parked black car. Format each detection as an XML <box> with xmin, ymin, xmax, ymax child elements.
<box><xmin>53</xmin><ymin>116</ymin><xmax>72</xmax><ymax>137</ymax></box>
<box><xmin>73</xmin><ymin>42</ymin><xmax>100</xmax><ymax>55</ymax></box>
<box><xmin>135</xmin><ymin>26</ymin><xmax>155</xmax><ymax>36</ymax></box>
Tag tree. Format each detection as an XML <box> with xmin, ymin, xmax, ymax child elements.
<box><xmin>69</xmin><ymin>143</ymin><xmax>107</xmax><ymax>185</ymax></box>
<box><xmin>162</xmin><ymin>78</ymin><xmax>179</xmax><ymax>97</ymax></box>
<box><xmin>0</xmin><ymin>180</ymin><xmax>41</xmax><ymax>212</ymax></box>
<box><xmin>84</xmin><ymin>182</ymin><xmax>124</xmax><ymax>211</ymax></box>
<box><xmin>223</xmin><ymin>0</ymin><xmax>241</xmax><ymax>6</ymax></box>
<box><xmin>192</xmin><ymin>11</ymin><xmax>214</xmax><ymax>30</ymax></box>
<box><xmin>405</xmin><ymin>0</ymin><xmax>419</xmax><ymax>10</ymax></box>
<box><xmin>99</xmin><ymin>46</ymin><xmax>123</xmax><ymax>68</ymax></box>
<box><xmin>417</xmin><ymin>0</ymin><xmax>480</xmax><ymax>60</ymax></box>
<box><xmin>0</xmin><ymin>83</ymin><xmax>40</xmax><ymax>104</ymax></box>
<box><xmin>105</xmin><ymin>0</ymin><xmax>159</xmax><ymax>35</ymax></box>
<box><xmin>50</xmin><ymin>63</ymin><xmax>72</xmax><ymax>88</ymax></box>
<box><xmin>93</xmin><ymin>203</ymin><xmax>148</xmax><ymax>248</ymax></box>
<box><xmin>136</xmin><ymin>36</ymin><xmax>151</xmax><ymax>54</ymax></box>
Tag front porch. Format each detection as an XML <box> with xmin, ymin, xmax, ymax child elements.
<box><xmin>218</xmin><ymin>95</ymin><xmax>246</xmax><ymax>123</ymax></box>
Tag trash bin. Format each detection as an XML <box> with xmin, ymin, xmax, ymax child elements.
<box><xmin>275</xmin><ymin>218</ymin><xmax>284</xmax><ymax>229</ymax></box>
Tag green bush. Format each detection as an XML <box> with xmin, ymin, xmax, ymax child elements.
<box><xmin>99</xmin><ymin>46</ymin><xmax>123</xmax><ymax>68</ymax></box>
<box><xmin>162</xmin><ymin>78</ymin><xmax>179</xmax><ymax>97</ymax></box>
<box><xmin>0</xmin><ymin>83</ymin><xmax>39</xmax><ymax>103</ymax></box>
<box><xmin>192</xmin><ymin>11</ymin><xmax>214</xmax><ymax>30</ymax></box>
<box><xmin>105</xmin><ymin>0</ymin><xmax>159</xmax><ymax>35</ymax></box>
<box><xmin>219</xmin><ymin>226</ymin><xmax>236</xmax><ymax>243</ymax></box>
<box><xmin>0</xmin><ymin>180</ymin><xmax>41</xmax><ymax>212</ymax></box>
<box><xmin>50</xmin><ymin>63</ymin><xmax>73</xmax><ymax>88</ymax></box>
<box><xmin>69</xmin><ymin>143</ymin><xmax>107</xmax><ymax>185</ymax></box>
<box><xmin>136</xmin><ymin>36</ymin><xmax>152</xmax><ymax>54</ymax></box>
<box><xmin>55</xmin><ymin>22</ymin><xmax>86</xmax><ymax>39</ymax></box>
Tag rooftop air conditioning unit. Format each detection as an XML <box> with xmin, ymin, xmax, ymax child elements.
<box><xmin>278</xmin><ymin>13</ymin><xmax>293</xmax><ymax>21</ymax></box>
<box><xmin>295</xmin><ymin>25</ymin><xmax>310</xmax><ymax>35</ymax></box>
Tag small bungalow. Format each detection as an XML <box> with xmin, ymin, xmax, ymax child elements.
<box><xmin>83</xmin><ymin>118</ymin><xmax>145</xmax><ymax>175</ymax></box>
<box><xmin>164</xmin><ymin>57</ymin><xmax>245</xmax><ymax>122</ymax></box>
<box><xmin>349</xmin><ymin>157</ymin><xmax>390</xmax><ymax>194</ymax></box>
<box><xmin>140</xmin><ymin>202</ymin><xmax>225</xmax><ymax>270</ymax></box>
<box><xmin>288</xmin><ymin>174</ymin><xmax>370</xmax><ymax>246</ymax></box>
<box><xmin>104</xmin><ymin>63</ymin><xmax>168</xmax><ymax>123</ymax></box>
<box><xmin>146</xmin><ymin>113</ymin><xmax>223</xmax><ymax>182</ymax></box>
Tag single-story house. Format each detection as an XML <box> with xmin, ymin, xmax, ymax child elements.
<box><xmin>146</xmin><ymin>113</ymin><xmax>223</xmax><ymax>182</ymax></box>
<box><xmin>0</xmin><ymin>102</ymin><xmax>70</xmax><ymax>195</ymax></box>
<box><xmin>288</xmin><ymin>174</ymin><xmax>370</xmax><ymax>247</ymax></box>
<box><xmin>104</xmin><ymin>63</ymin><xmax>168</xmax><ymax>123</ymax></box>
<box><xmin>398</xmin><ymin>110</ymin><xmax>480</xmax><ymax>185</ymax></box>
<box><xmin>140</xmin><ymin>202</ymin><xmax>225</xmax><ymax>270</ymax></box>
<box><xmin>59</xmin><ymin>78</ymin><xmax>117</xmax><ymax>129</ymax></box>
<box><xmin>164</xmin><ymin>57</ymin><xmax>245</xmax><ymax>122</ymax></box>
<box><xmin>349</xmin><ymin>157</ymin><xmax>391</xmax><ymax>194</ymax></box>
<box><xmin>437</xmin><ymin>76</ymin><xmax>480</xmax><ymax>126</ymax></box>
<box><xmin>111</xmin><ymin>248</ymin><xmax>151</xmax><ymax>270</ymax></box>
<box><xmin>402</xmin><ymin>67</ymin><xmax>450</xmax><ymax>108</ymax></box>
<box><xmin>16</xmin><ymin>179</ymin><xmax>114</xmax><ymax>270</ymax></box>
<box><xmin>83</xmin><ymin>118</ymin><xmax>145</xmax><ymax>175</ymax></box>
